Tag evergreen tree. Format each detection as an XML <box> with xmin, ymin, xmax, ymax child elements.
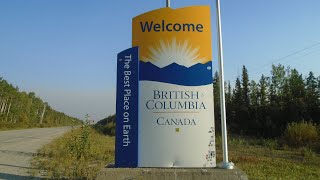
<box><xmin>213</xmin><ymin>71</ymin><xmax>220</xmax><ymax>107</ymax></box>
<box><xmin>231</xmin><ymin>77</ymin><xmax>244</xmax><ymax>133</ymax></box>
<box><xmin>233</xmin><ymin>77</ymin><xmax>243</xmax><ymax>106</ymax></box>
<box><xmin>225</xmin><ymin>81</ymin><xmax>233</xmax><ymax>109</ymax></box>
<box><xmin>256</xmin><ymin>74</ymin><xmax>270</xmax><ymax>137</ymax></box>
<box><xmin>270</xmin><ymin>64</ymin><xmax>286</xmax><ymax>106</ymax></box>
<box><xmin>242</xmin><ymin>66</ymin><xmax>250</xmax><ymax>107</ymax></box>
<box><xmin>250</xmin><ymin>81</ymin><xmax>259</xmax><ymax>109</ymax></box>
<box><xmin>305</xmin><ymin>72</ymin><xmax>320</xmax><ymax>122</ymax></box>
<box><xmin>268</xmin><ymin>64</ymin><xmax>287</xmax><ymax>136</ymax></box>
<box><xmin>318</xmin><ymin>76</ymin><xmax>320</xmax><ymax>90</ymax></box>
<box><xmin>211</xmin><ymin>64</ymin><xmax>319</xmax><ymax>137</ymax></box>
<box><xmin>213</xmin><ymin>72</ymin><xmax>221</xmax><ymax>132</ymax></box>
<box><xmin>225</xmin><ymin>80</ymin><xmax>235</xmax><ymax>132</ymax></box>
<box><xmin>259</xmin><ymin>75</ymin><xmax>268</xmax><ymax>107</ymax></box>
<box><xmin>228</xmin><ymin>81</ymin><xmax>232</xmax><ymax>98</ymax></box>
<box><xmin>287</xmin><ymin>69</ymin><xmax>306</xmax><ymax>122</ymax></box>
<box><xmin>248</xmin><ymin>80</ymin><xmax>260</xmax><ymax>135</ymax></box>
<box><xmin>238</xmin><ymin>66</ymin><xmax>251</xmax><ymax>134</ymax></box>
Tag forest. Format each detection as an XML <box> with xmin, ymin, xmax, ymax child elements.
<box><xmin>97</xmin><ymin>64</ymin><xmax>320</xmax><ymax>140</ymax></box>
<box><xmin>214</xmin><ymin>64</ymin><xmax>320</xmax><ymax>138</ymax></box>
<box><xmin>0</xmin><ymin>77</ymin><xmax>81</xmax><ymax>129</ymax></box>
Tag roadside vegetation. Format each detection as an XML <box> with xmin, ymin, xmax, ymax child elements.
<box><xmin>0</xmin><ymin>76</ymin><xmax>81</xmax><ymax>130</ymax></box>
<box><xmin>27</xmin><ymin>63</ymin><xmax>320</xmax><ymax>179</ymax></box>
<box><xmin>96</xmin><ymin>116</ymin><xmax>320</xmax><ymax>179</ymax></box>
<box><xmin>32</xmin><ymin>124</ymin><xmax>115</xmax><ymax>179</ymax></box>
<box><xmin>211</xmin><ymin>64</ymin><xmax>320</xmax><ymax>178</ymax></box>
<box><xmin>33</xmin><ymin>120</ymin><xmax>319</xmax><ymax>179</ymax></box>
<box><xmin>216</xmin><ymin>124</ymin><xmax>320</xmax><ymax>179</ymax></box>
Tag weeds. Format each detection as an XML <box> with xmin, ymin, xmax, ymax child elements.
<box><xmin>32</xmin><ymin>127</ymin><xmax>114</xmax><ymax>179</ymax></box>
<box><xmin>284</xmin><ymin>121</ymin><xmax>318</xmax><ymax>147</ymax></box>
<box><xmin>69</xmin><ymin>125</ymin><xmax>91</xmax><ymax>160</ymax></box>
<box><xmin>216</xmin><ymin>135</ymin><xmax>320</xmax><ymax>179</ymax></box>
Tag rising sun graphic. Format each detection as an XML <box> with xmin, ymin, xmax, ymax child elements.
<box><xmin>141</xmin><ymin>38</ymin><xmax>210</xmax><ymax>68</ymax></box>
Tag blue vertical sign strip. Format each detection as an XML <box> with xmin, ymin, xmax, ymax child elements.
<box><xmin>115</xmin><ymin>47</ymin><xmax>139</xmax><ymax>168</ymax></box>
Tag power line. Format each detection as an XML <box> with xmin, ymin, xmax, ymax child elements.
<box><xmin>250</xmin><ymin>46</ymin><xmax>320</xmax><ymax>77</ymax></box>
<box><xmin>281</xmin><ymin>47</ymin><xmax>320</xmax><ymax>65</ymax></box>
<box><xmin>249</xmin><ymin>41</ymin><xmax>320</xmax><ymax>74</ymax></box>
<box><xmin>231</xmin><ymin>41</ymin><xmax>320</xmax><ymax>80</ymax></box>
<box><xmin>281</xmin><ymin>50</ymin><xmax>320</xmax><ymax>75</ymax></box>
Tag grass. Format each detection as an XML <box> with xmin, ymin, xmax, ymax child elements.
<box><xmin>32</xmin><ymin>126</ymin><xmax>115</xmax><ymax>179</ymax></box>
<box><xmin>32</xmin><ymin>127</ymin><xmax>319</xmax><ymax>179</ymax></box>
<box><xmin>216</xmin><ymin>136</ymin><xmax>320</xmax><ymax>179</ymax></box>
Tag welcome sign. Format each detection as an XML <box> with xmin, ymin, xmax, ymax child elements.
<box><xmin>116</xmin><ymin>6</ymin><xmax>216</xmax><ymax>168</ymax></box>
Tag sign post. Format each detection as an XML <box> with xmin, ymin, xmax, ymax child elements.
<box><xmin>166</xmin><ymin>0</ymin><xmax>170</xmax><ymax>8</ymax></box>
<box><xmin>215</xmin><ymin>0</ymin><xmax>234</xmax><ymax>169</ymax></box>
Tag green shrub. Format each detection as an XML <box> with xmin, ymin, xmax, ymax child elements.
<box><xmin>284</xmin><ymin>121</ymin><xmax>318</xmax><ymax>147</ymax></box>
<box><xmin>32</xmin><ymin>127</ymin><xmax>115</xmax><ymax>179</ymax></box>
<box><xmin>69</xmin><ymin>125</ymin><xmax>91</xmax><ymax>160</ymax></box>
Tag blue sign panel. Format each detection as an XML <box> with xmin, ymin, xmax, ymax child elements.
<box><xmin>115</xmin><ymin>47</ymin><xmax>139</xmax><ymax>168</ymax></box>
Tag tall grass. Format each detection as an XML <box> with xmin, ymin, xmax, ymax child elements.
<box><xmin>216</xmin><ymin>135</ymin><xmax>320</xmax><ymax>179</ymax></box>
<box><xmin>32</xmin><ymin>126</ymin><xmax>114</xmax><ymax>179</ymax></box>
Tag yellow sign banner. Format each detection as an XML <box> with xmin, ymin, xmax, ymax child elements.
<box><xmin>132</xmin><ymin>6</ymin><xmax>212</xmax><ymax>67</ymax></box>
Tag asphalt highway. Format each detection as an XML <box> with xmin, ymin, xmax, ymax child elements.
<box><xmin>0</xmin><ymin>127</ymin><xmax>72</xmax><ymax>179</ymax></box>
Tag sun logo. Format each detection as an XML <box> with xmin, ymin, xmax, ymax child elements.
<box><xmin>141</xmin><ymin>38</ymin><xmax>209</xmax><ymax>68</ymax></box>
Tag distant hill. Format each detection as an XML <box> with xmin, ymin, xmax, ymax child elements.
<box><xmin>0</xmin><ymin>76</ymin><xmax>82</xmax><ymax>129</ymax></box>
<box><xmin>94</xmin><ymin>114</ymin><xmax>115</xmax><ymax>136</ymax></box>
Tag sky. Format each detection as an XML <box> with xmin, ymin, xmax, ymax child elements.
<box><xmin>0</xmin><ymin>0</ymin><xmax>320</xmax><ymax>121</ymax></box>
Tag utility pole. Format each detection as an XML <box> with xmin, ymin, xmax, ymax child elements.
<box><xmin>216</xmin><ymin>0</ymin><xmax>234</xmax><ymax>169</ymax></box>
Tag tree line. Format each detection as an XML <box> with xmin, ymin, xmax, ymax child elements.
<box><xmin>214</xmin><ymin>64</ymin><xmax>320</xmax><ymax>138</ymax></box>
<box><xmin>96</xmin><ymin>64</ymin><xmax>320</xmax><ymax>138</ymax></box>
<box><xmin>0</xmin><ymin>77</ymin><xmax>81</xmax><ymax>129</ymax></box>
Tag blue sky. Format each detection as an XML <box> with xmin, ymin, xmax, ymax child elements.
<box><xmin>0</xmin><ymin>0</ymin><xmax>320</xmax><ymax>120</ymax></box>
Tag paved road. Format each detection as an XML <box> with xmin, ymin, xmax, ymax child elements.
<box><xmin>0</xmin><ymin>127</ymin><xmax>73</xmax><ymax>180</ymax></box>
